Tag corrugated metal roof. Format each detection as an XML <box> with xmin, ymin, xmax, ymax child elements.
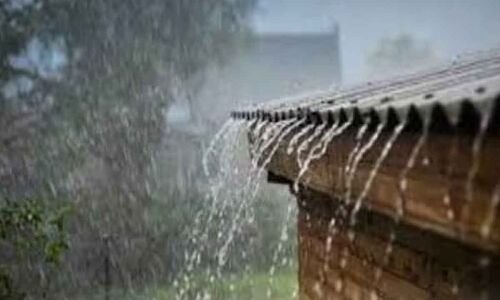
<box><xmin>231</xmin><ymin>49</ymin><xmax>500</xmax><ymax>131</ymax></box>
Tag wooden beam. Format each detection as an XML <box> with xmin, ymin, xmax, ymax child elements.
<box><xmin>259</xmin><ymin>124</ymin><xmax>500</xmax><ymax>251</ymax></box>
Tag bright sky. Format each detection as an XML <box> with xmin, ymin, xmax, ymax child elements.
<box><xmin>253</xmin><ymin>0</ymin><xmax>500</xmax><ymax>83</ymax></box>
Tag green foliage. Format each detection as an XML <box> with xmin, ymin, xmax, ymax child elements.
<box><xmin>0</xmin><ymin>198</ymin><xmax>70</xmax><ymax>299</ymax></box>
<box><xmin>0</xmin><ymin>267</ymin><xmax>24</xmax><ymax>300</ymax></box>
<box><xmin>0</xmin><ymin>0</ymin><xmax>257</xmax><ymax>297</ymax></box>
<box><xmin>0</xmin><ymin>199</ymin><xmax>69</xmax><ymax>262</ymax></box>
<box><xmin>1</xmin><ymin>0</ymin><xmax>257</xmax><ymax>197</ymax></box>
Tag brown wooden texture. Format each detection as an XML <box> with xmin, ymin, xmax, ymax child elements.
<box><xmin>263</xmin><ymin>124</ymin><xmax>500</xmax><ymax>252</ymax></box>
<box><xmin>297</xmin><ymin>188</ymin><xmax>500</xmax><ymax>300</ymax></box>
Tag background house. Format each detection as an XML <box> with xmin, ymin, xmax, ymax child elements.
<box><xmin>194</xmin><ymin>26</ymin><xmax>342</xmax><ymax>123</ymax></box>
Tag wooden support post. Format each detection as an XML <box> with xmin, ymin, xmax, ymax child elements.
<box><xmin>103</xmin><ymin>234</ymin><xmax>111</xmax><ymax>300</ymax></box>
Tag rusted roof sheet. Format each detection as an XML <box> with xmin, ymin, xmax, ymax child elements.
<box><xmin>231</xmin><ymin>49</ymin><xmax>500</xmax><ymax>130</ymax></box>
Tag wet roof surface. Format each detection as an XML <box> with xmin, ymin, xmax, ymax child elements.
<box><xmin>231</xmin><ymin>49</ymin><xmax>500</xmax><ymax>131</ymax></box>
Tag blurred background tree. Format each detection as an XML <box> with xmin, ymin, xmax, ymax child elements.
<box><xmin>1</xmin><ymin>0</ymin><xmax>259</xmax><ymax>298</ymax></box>
<box><xmin>365</xmin><ymin>33</ymin><xmax>439</xmax><ymax>80</ymax></box>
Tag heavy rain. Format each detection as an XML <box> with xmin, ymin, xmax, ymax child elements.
<box><xmin>1</xmin><ymin>1</ymin><xmax>500</xmax><ymax>299</ymax></box>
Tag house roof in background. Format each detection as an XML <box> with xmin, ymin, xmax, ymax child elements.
<box><xmin>195</xmin><ymin>30</ymin><xmax>342</xmax><ymax>123</ymax></box>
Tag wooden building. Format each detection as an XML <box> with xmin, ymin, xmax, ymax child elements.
<box><xmin>232</xmin><ymin>51</ymin><xmax>500</xmax><ymax>299</ymax></box>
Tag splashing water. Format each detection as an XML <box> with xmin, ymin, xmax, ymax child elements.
<box><xmin>461</xmin><ymin>103</ymin><xmax>493</xmax><ymax>239</ymax></box>
<box><xmin>481</xmin><ymin>182</ymin><xmax>500</xmax><ymax>239</ymax></box>
<box><xmin>293</xmin><ymin>120</ymin><xmax>353</xmax><ymax>193</ymax></box>
<box><xmin>343</xmin><ymin>123</ymin><xmax>370</xmax><ymax>203</ymax></box>
<box><xmin>178</xmin><ymin>116</ymin><xmax>321</xmax><ymax>300</ymax></box>
<box><xmin>251</xmin><ymin>120</ymin><xmax>296</xmax><ymax>168</ymax></box>
<box><xmin>202</xmin><ymin>119</ymin><xmax>237</xmax><ymax>177</ymax></box>
<box><xmin>331</xmin><ymin>122</ymin><xmax>385</xmax><ymax>294</ymax></box>
<box><xmin>370</xmin><ymin>118</ymin><xmax>429</xmax><ymax>294</ymax></box>
<box><xmin>296</xmin><ymin>123</ymin><xmax>327</xmax><ymax>169</ymax></box>
<box><xmin>350</xmin><ymin>123</ymin><xmax>404</xmax><ymax>227</ymax></box>
<box><xmin>287</xmin><ymin>123</ymin><xmax>315</xmax><ymax>154</ymax></box>
<box><xmin>345</xmin><ymin>123</ymin><xmax>384</xmax><ymax>206</ymax></box>
<box><xmin>215</xmin><ymin>120</ymin><xmax>295</xmax><ymax>269</ymax></box>
<box><xmin>250</xmin><ymin>120</ymin><xmax>275</xmax><ymax>159</ymax></box>
<box><xmin>180</xmin><ymin>118</ymin><xmax>300</xmax><ymax>299</ymax></box>
<box><xmin>443</xmin><ymin>133</ymin><xmax>460</xmax><ymax>223</ymax></box>
<box><xmin>177</xmin><ymin>89</ymin><xmax>497</xmax><ymax>300</ymax></box>
<box><xmin>259</xmin><ymin>119</ymin><xmax>307</xmax><ymax>173</ymax></box>
<box><xmin>191</xmin><ymin>120</ymin><xmax>245</xmax><ymax>251</ymax></box>
<box><xmin>267</xmin><ymin>201</ymin><xmax>296</xmax><ymax>299</ymax></box>
<box><xmin>338</xmin><ymin>123</ymin><xmax>405</xmax><ymax>296</ymax></box>
<box><xmin>179</xmin><ymin>120</ymin><xmax>247</xmax><ymax>299</ymax></box>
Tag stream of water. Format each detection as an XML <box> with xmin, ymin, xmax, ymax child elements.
<box><xmin>177</xmin><ymin>97</ymin><xmax>497</xmax><ymax>299</ymax></box>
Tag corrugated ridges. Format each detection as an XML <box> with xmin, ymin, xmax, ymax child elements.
<box><xmin>231</xmin><ymin>49</ymin><xmax>500</xmax><ymax>132</ymax></box>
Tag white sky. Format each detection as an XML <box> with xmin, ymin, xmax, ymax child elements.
<box><xmin>253</xmin><ymin>0</ymin><xmax>500</xmax><ymax>83</ymax></box>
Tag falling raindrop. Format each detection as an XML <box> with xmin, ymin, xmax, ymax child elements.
<box><xmin>462</xmin><ymin>102</ymin><xmax>493</xmax><ymax>238</ymax></box>
<box><xmin>287</xmin><ymin>123</ymin><xmax>315</xmax><ymax>154</ymax></box>
<box><xmin>296</xmin><ymin>123</ymin><xmax>327</xmax><ymax>168</ymax></box>
<box><xmin>293</xmin><ymin>118</ymin><xmax>353</xmax><ymax>193</ymax></box>
<box><xmin>370</xmin><ymin>115</ymin><xmax>430</xmax><ymax>295</ymax></box>
<box><xmin>349</xmin><ymin>122</ymin><xmax>394</xmax><ymax>225</ymax></box>
<box><xmin>343</xmin><ymin>122</ymin><xmax>370</xmax><ymax>204</ymax></box>
<box><xmin>481</xmin><ymin>182</ymin><xmax>500</xmax><ymax>239</ymax></box>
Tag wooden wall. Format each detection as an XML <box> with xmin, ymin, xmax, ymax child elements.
<box><xmin>265</xmin><ymin>124</ymin><xmax>500</xmax><ymax>252</ymax></box>
<box><xmin>296</xmin><ymin>188</ymin><xmax>500</xmax><ymax>300</ymax></box>
<box><xmin>255</xmin><ymin>110</ymin><xmax>500</xmax><ymax>298</ymax></box>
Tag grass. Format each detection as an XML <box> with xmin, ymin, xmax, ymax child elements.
<box><xmin>87</xmin><ymin>269</ymin><xmax>298</xmax><ymax>300</ymax></box>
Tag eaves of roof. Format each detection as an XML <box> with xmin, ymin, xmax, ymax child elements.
<box><xmin>231</xmin><ymin>49</ymin><xmax>500</xmax><ymax>134</ymax></box>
